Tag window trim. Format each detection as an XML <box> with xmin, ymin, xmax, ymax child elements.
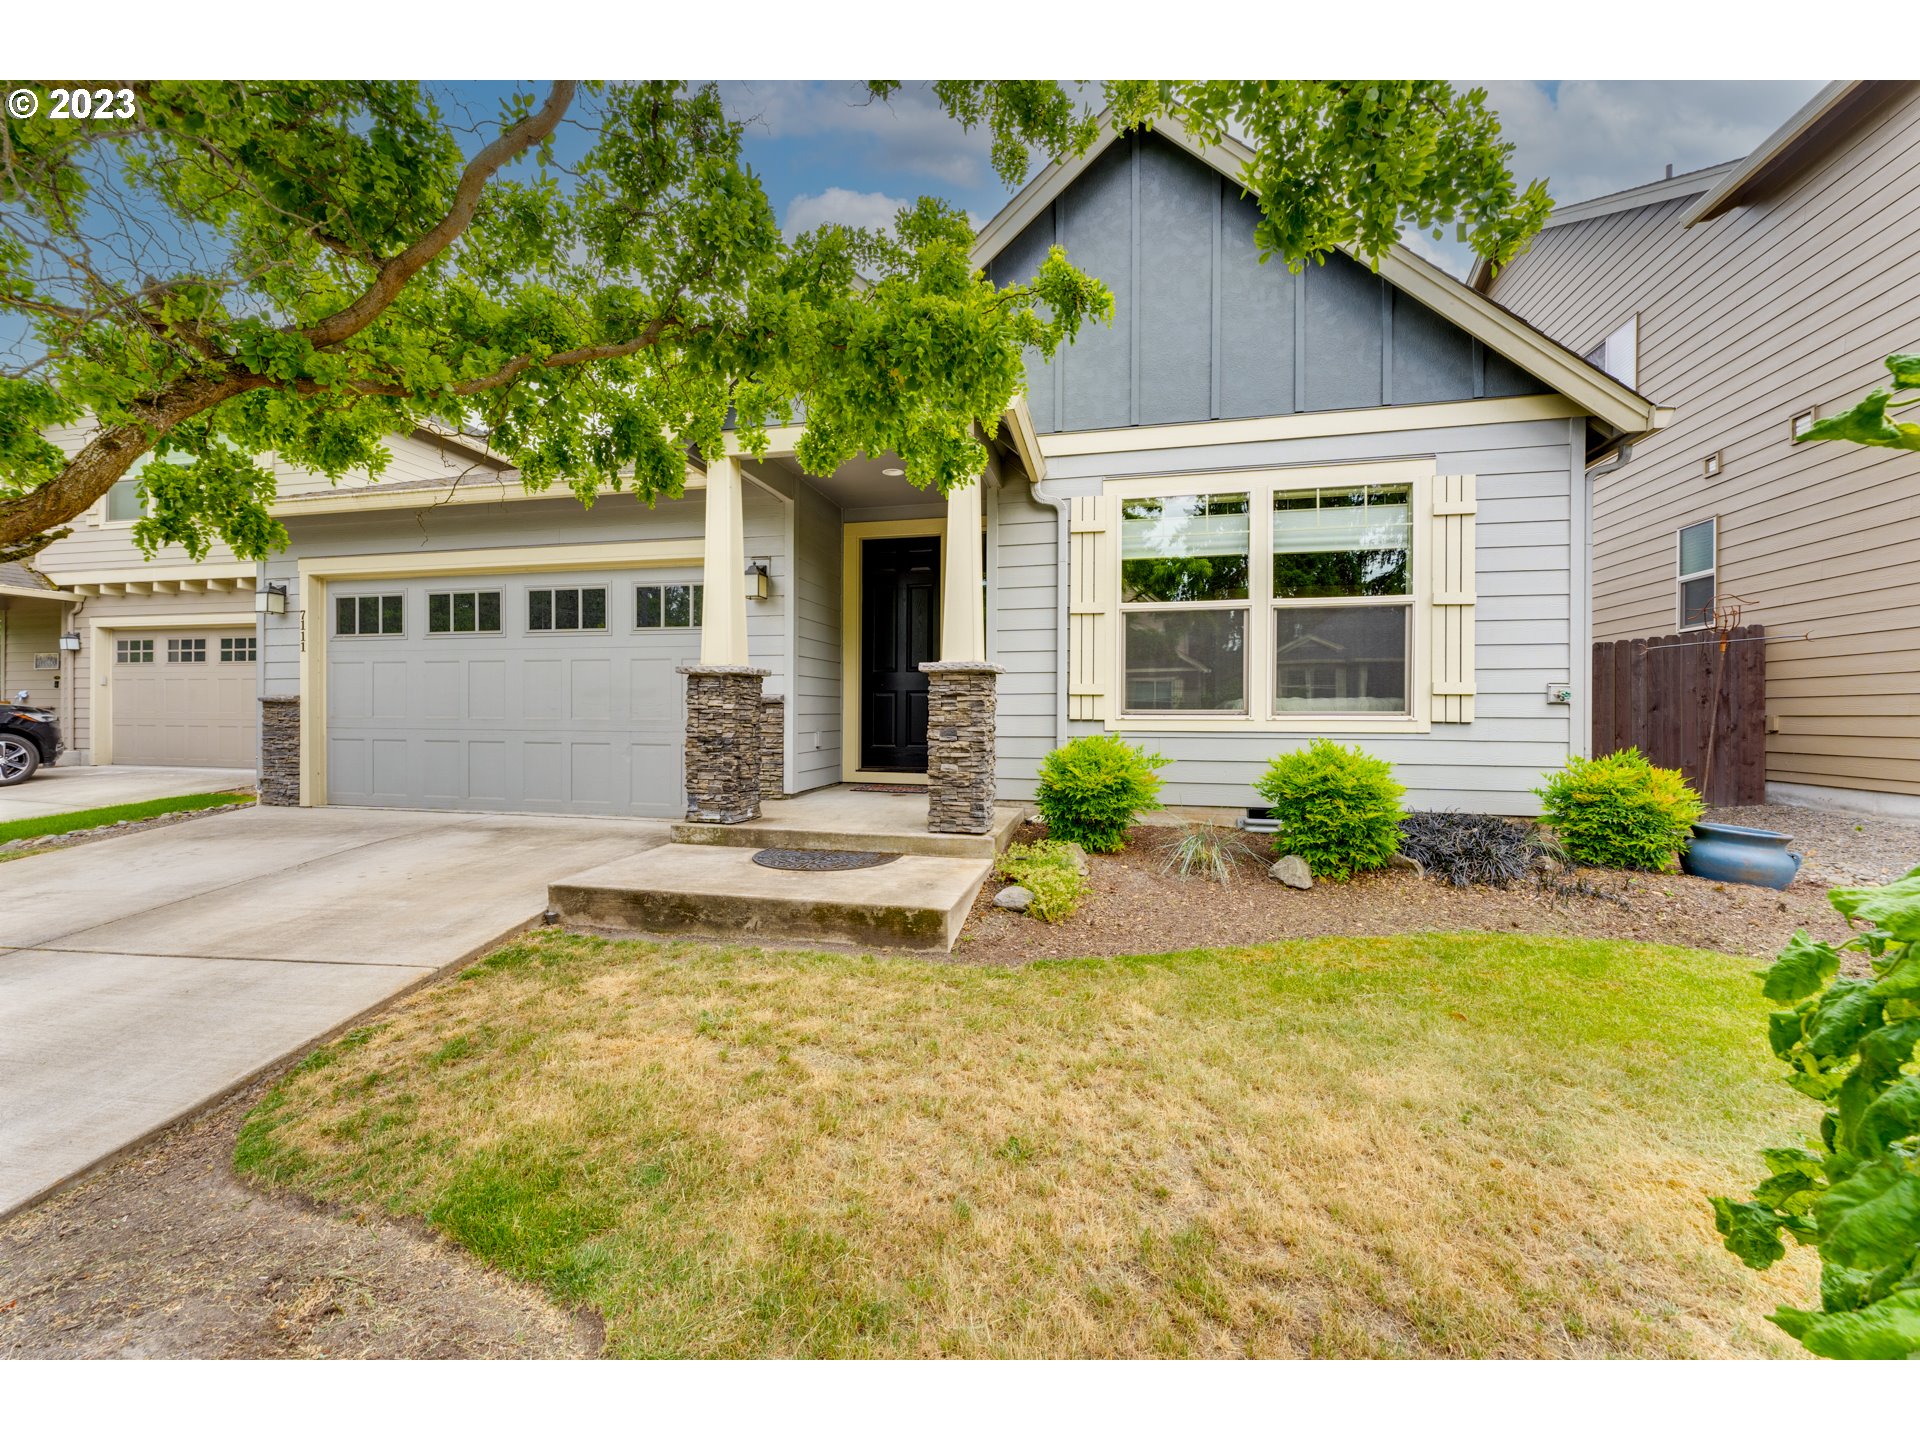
<box><xmin>115</xmin><ymin>637</ymin><xmax>155</xmax><ymax>664</ymax></box>
<box><xmin>1676</xmin><ymin>517</ymin><xmax>1717</xmax><ymax>632</ymax></box>
<box><xmin>1102</xmin><ymin>461</ymin><xmax>1435</xmax><ymax>735</ymax></box>
<box><xmin>425</xmin><ymin>588</ymin><xmax>504</xmax><ymax>636</ymax></box>
<box><xmin>166</xmin><ymin>636</ymin><xmax>209</xmax><ymax>664</ymax></box>
<box><xmin>526</xmin><ymin>584</ymin><xmax>609</xmax><ymax>634</ymax></box>
<box><xmin>220</xmin><ymin>636</ymin><xmax>258</xmax><ymax>663</ymax></box>
<box><xmin>634</xmin><ymin>581</ymin><xmax>705</xmax><ymax>632</ymax></box>
<box><xmin>334</xmin><ymin>592</ymin><xmax>406</xmax><ymax>638</ymax></box>
<box><xmin>1117</xmin><ymin>490</ymin><xmax>1254</xmax><ymax>718</ymax></box>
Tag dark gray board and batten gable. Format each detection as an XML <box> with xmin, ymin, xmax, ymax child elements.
<box><xmin>987</xmin><ymin>129</ymin><xmax>1548</xmax><ymax>434</ymax></box>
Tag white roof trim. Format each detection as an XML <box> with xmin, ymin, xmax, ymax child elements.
<box><xmin>970</xmin><ymin>112</ymin><xmax>1668</xmax><ymax>440</ymax></box>
<box><xmin>1683</xmin><ymin>81</ymin><xmax>1867</xmax><ymax>226</ymax></box>
<box><xmin>1539</xmin><ymin>161</ymin><xmax>1740</xmax><ymax>231</ymax></box>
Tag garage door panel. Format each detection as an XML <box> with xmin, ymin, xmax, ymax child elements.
<box><xmin>523</xmin><ymin>741</ymin><xmax>565</xmax><ymax>803</ymax></box>
<box><xmin>423</xmin><ymin>661</ymin><xmax>461</xmax><ymax>719</ymax></box>
<box><xmin>423</xmin><ymin>739</ymin><xmax>462</xmax><ymax>800</ymax></box>
<box><xmin>571</xmin><ymin>659</ymin><xmax>613</xmax><ymax>721</ymax></box>
<box><xmin>112</xmin><ymin>628</ymin><xmax>258</xmax><ymax>769</ymax></box>
<box><xmin>469</xmin><ymin>741</ymin><xmax>509</xmax><ymax>802</ymax></box>
<box><xmin>468</xmin><ymin>661</ymin><xmax>506</xmax><ymax>720</ymax></box>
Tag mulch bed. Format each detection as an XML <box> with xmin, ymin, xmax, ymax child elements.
<box><xmin>953</xmin><ymin>822</ymin><xmax>1860</xmax><ymax>967</ymax></box>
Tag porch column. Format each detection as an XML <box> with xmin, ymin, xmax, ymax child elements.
<box><xmin>681</xmin><ymin>453</ymin><xmax>765</xmax><ymax>822</ymax></box>
<box><xmin>940</xmin><ymin>475</ymin><xmax>986</xmax><ymax>662</ymax></box>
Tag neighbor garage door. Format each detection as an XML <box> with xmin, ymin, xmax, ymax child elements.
<box><xmin>324</xmin><ymin>569</ymin><xmax>702</xmax><ymax>817</ymax></box>
<box><xmin>110</xmin><ymin>629</ymin><xmax>258</xmax><ymax>767</ymax></box>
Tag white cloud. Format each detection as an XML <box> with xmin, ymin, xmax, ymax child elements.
<box><xmin>723</xmin><ymin>81</ymin><xmax>1000</xmax><ymax>189</ymax></box>
<box><xmin>783</xmin><ymin>187</ymin><xmax>913</xmax><ymax>237</ymax></box>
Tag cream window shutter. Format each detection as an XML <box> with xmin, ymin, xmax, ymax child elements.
<box><xmin>1067</xmin><ymin>493</ymin><xmax>1116</xmax><ymax>723</ymax></box>
<box><xmin>1429</xmin><ymin>473</ymin><xmax>1477</xmax><ymax>724</ymax></box>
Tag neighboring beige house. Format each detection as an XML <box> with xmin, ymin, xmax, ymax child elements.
<box><xmin>1479</xmin><ymin>80</ymin><xmax>1920</xmax><ymax>817</ymax></box>
<box><xmin>27</xmin><ymin>425</ymin><xmax>506</xmax><ymax>767</ymax></box>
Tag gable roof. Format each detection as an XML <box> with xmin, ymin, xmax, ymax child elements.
<box><xmin>0</xmin><ymin>559</ymin><xmax>72</xmax><ymax>601</ymax></box>
<box><xmin>1683</xmin><ymin>81</ymin><xmax>1902</xmax><ymax>226</ymax></box>
<box><xmin>969</xmin><ymin>112</ymin><xmax>1670</xmax><ymax>442</ymax></box>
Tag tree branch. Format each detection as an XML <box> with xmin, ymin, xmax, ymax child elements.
<box><xmin>300</xmin><ymin>82</ymin><xmax>577</xmax><ymax>351</ymax></box>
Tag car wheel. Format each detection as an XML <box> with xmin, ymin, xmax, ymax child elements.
<box><xmin>0</xmin><ymin>735</ymin><xmax>40</xmax><ymax>786</ymax></box>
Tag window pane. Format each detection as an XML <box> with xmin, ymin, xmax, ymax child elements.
<box><xmin>106</xmin><ymin>477</ymin><xmax>143</xmax><ymax>522</ymax></box>
<box><xmin>551</xmin><ymin>588</ymin><xmax>576</xmax><ymax>629</ymax></box>
<box><xmin>1682</xmin><ymin>575</ymin><xmax>1716</xmax><ymax>627</ymax></box>
<box><xmin>428</xmin><ymin>593</ymin><xmax>451</xmax><ymax>632</ymax></box>
<box><xmin>336</xmin><ymin>597</ymin><xmax>357</xmax><ymax>635</ymax></box>
<box><xmin>529</xmin><ymin>590</ymin><xmax>552</xmax><ymax>630</ymax></box>
<box><xmin>664</xmin><ymin>584</ymin><xmax>690</xmax><ymax>627</ymax></box>
<box><xmin>1121</xmin><ymin>493</ymin><xmax>1250</xmax><ymax>603</ymax></box>
<box><xmin>452</xmin><ymin>592</ymin><xmax>476</xmax><ymax>632</ymax></box>
<box><xmin>1123</xmin><ymin>608</ymin><xmax>1246</xmax><ymax>713</ymax></box>
<box><xmin>637</xmin><ymin>586</ymin><xmax>662</xmax><ymax>627</ymax></box>
<box><xmin>1272</xmin><ymin>484</ymin><xmax>1412</xmax><ymax>597</ymax></box>
<box><xmin>381</xmin><ymin>595</ymin><xmax>403</xmax><ymax>634</ymax></box>
<box><xmin>1679</xmin><ymin>519</ymin><xmax>1715</xmax><ymax>576</ymax></box>
<box><xmin>477</xmin><ymin>592</ymin><xmax>500</xmax><ymax>632</ymax></box>
<box><xmin>1272</xmin><ymin>605</ymin><xmax>1410</xmax><ymax>714</ymax></box>
<box><xmin>582</xmin><ymin>587</ymin><xmax>606</xmax><ymax>629</ymax></box>
<box><xmin>691</xmin><ymin>585</ymin><xmax>704</xmax><ymax>627</ymax></box>
<box><xmin>358</xmin><ymin>596</ymin><xmax>380</xmax><ymax>634</ymax></box>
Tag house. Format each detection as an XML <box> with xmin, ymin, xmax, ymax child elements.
<box><xmin>1478</xmin><ymin>80</ymin><xmax>1920</xmax><ymax>818</ymax></box>
<box><xmin>25</xmin><ymin>424</ymin><xmax>507</xmax><ymax>768</ymax></box>
<box><xmin>247</xmin><ymin>117</ymin><xmax>1667</xmax><ymax>830</ymax></box>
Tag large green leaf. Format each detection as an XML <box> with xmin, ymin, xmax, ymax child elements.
<box><xmin>1774</xmin><ymin>1288</ymin><xmax>1920</xmax><ymax>1359</ymax></box>
<box><xmin>1761</xmin><ymin>931</ymin><xmax>1841</xmax><ymax>1003</ymax></box>
<box><xmin>1796</xmin><ymin>391</ymin><xmax>1920</xmax><ymax>451</ymax></box>
<box><xmin>1804</xmin><ymin>979</ymin><xmax>1882</xmax><ymax>1060</ymax></box>
<box><xmin>1856</xmin><ymin>1078</ymin><xmax>1920</xmax><ymax>1157</ymax></box>
<box><xmin>1815</xmin><ymin>1159</ymin><xmax>1920</xmax><ymax>1271</ymax></box>
<box><xmin>1885</xmin><ymin>353</ymin><xmax>1920</xmax><ymax>388</ymax></box>
<box><xmin>1830</xmin><ymin>870</ymin><xmax>1920</xmax><ymax>941</ymax></box>
<box><xmin>1713</xmin><ymin>1196</ymin><xmax>1787</xmax><ymax>1269</ymax></box>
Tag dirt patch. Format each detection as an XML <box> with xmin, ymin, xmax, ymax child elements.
<box><xmin>0</xmin><ymin>1076</ymin><xmax>596</xmax><ymax>1360</ymax></box>
<box><xmin>953</xmin><ymin>822</ymin><xmax>1858</xmax><ymax>966</ymax></box>
<box><xmin>1705</xmin><ymin>803</ymin><xmax>1920</xmax><ymax>889</ymax></box>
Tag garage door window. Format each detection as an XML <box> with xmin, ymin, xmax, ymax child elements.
<box><xmin>427</xmin><ymin>590</ymin><xmax>502</xmax><ymax>635</ymax></box>
<box><xmin>221</xmin><ymin>637</ymin><xmax>257</xmax><ymax>662</ymax></box>
<box><xmin>167</xmin><ymin>637</ymin><xmax>207</xmax><ymax>663</ymax></box>
<box><xmin>636</xmin><ymin>583</ymin><xmax>703</xmax><ymax>629</ymax></box>
<box><xmin>336</xmin><ymin>594</ymin><xmax>404</xmax><ymax>636</ymax></box>
<box><xmin>529</xmin><ymin>586</ymin><xmax>607</xmax><ymax>632</ymax></box>
<box><xmin>116</xmin><ymin>638</ymin><xmax>154</xmax><ymax>663</ymax></box>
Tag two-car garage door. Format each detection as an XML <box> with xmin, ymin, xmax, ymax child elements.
<box><xmin>325</xmin><ymin>569</ymin><xmax>703</xmax><ymax>818</ymax></box>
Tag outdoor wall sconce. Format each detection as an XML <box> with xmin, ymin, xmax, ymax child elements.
<box><xmin>58</xmin><ymin>631</ymin><xmax>81</xmax><ymax>651</ymax></box>
<box><xmin>257</xmin><ymin>582</ymin><xmax>289</xmax><ymax>616</ymax></box>
<box><xmin>745</xmin><ymin>560</ymin><xmax>771</xmax><ymax>601</ymax></box>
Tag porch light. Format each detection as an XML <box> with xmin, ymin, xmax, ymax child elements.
<box><xmin>59</xmin><ymin>632</ymin><xmax>81</xmax><ymax>651</ymax></box>
<box><xmin>745</xmin><ymin>560</ymin><xmax>770</xmax><ymax>602</ymax></box>
<box><xmin>257</xmin><ymin>582</ymin><xmax>288</xmax><ymax>616</ymax></box>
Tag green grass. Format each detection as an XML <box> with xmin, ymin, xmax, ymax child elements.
<box><xmin>235</xmin><ymin>930</ymin><xmax>1817</xmax><ymax>1359</ymax></box>
<box><xmin>0</xmin><ymin>790</ymin><xmax>252</xmax><ymax>844</ymax></box>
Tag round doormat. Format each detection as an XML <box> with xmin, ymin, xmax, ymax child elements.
<box><xmin>751</xmin><ymin>847</ymin><xmax>900</xmax><ymax>872</ymax></box>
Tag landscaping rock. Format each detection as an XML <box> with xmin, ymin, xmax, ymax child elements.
<box><xmin>1269</xmin><ymin>855</ymin><xmax>1312</xmax><ymax>889</ymax></box>
<box><xmin>1387</xmin><ymin>852</ymin><xmax>1426</xmax><ymax>879</ymax></box>
<box><xmin>994</xmin><ymin>885</ymin><xmax>1034</xmax><ymax>912</ymax></box>
<box><xmin>1059</xmin><ymin>843</ymin><xmax>1090</xmax><ymax>876</ymax></box>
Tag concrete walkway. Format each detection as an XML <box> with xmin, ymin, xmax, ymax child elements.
<box><xmin>0</xmin><ymin>805</ymin><xmax>667</xmax><ymax>1217</ymax></box>
<box><xmin>0</xmin><ymin>764</ymin><xmax>255</xmax><ymax>822</ymax></box>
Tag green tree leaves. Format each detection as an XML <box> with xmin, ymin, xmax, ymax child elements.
<box><xmin>1797</xmin><ymin>354</ymin><xmax>1920</xmax><ymax>452</ymax></box>
<box><xmin>1713</xmin><ymin>863</ymin><xmax>1920</xmax><ymax>1359</ymax></box>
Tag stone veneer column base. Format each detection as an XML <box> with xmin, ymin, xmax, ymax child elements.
<box><xmin>259</xmin><ymin>696</ymin><xmax>301</xmax><ymax>806</ymax></box>
<box><xmin>759</xmin><ymin>694</ymin><xmax>787</xmax><ymax>800</ymax></box>
<box><xmin>919</xmin><ymin>661</ymin><xmax>1002</xmax><ymax>835</ymax></box>
<box><xmin>679</xmin><ymin>665</ymin><xmax>770</xmax><ymax>823</ymax></box>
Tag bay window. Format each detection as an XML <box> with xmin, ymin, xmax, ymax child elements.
<box><xmin>1271</xmin><ymin>483</ymin><xmax>1412</xmax><ymax>715</ymax></box>
<box><xmin>1120</xmin><ymin>492</ymin><xmax>1249</xmax><ymax>714</ymax></box>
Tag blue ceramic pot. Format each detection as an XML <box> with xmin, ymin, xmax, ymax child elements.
<box><xmin>1680</xmin><ymin>822</ymin><xmax>1803</xmax><ymax>890</ymax></box>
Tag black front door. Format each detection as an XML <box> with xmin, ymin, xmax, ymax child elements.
<box><xmin>861</xmin><ymin>534</ymin><xmax>941</xmax><ymax>771</ymax></box>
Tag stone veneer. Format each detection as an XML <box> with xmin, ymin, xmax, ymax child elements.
<box><xmin>918</xmin><ymin>661</ymin><xmax>1002</xmax><ymax>835</ymax></box>
<box><xmin>759</xmin><ymin>694</ymin><xmax>787</xmax><ymax>801</ymax></box>
<box><xmin>259</xmin><ymin>695</ymin><xmax>301</xmax><ymax>806</ymax></box>
<box><xmin>679</xmin><ymin>664</ymin><xmax>768</xmax><ymax>823</ymax></box>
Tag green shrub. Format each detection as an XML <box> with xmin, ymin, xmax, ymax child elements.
<box><xmin>1034</xmin><ymin>735</ymin><xmax>1168</xmax><ymax>853</ymax></box>
<box><xmin>1533</xmin><ymin>748</ymin><xmax>1702</xmax><ymax>872</ymax></box>
<box><xmin>996</xmin><ymin>840</ymin><xmax>1090</xmax><ymax>923</ymax></box>
<box><xmin>1252</xmin><ymin>739</ymin><xmax>1406</xmax><ymax>881</ymax></box>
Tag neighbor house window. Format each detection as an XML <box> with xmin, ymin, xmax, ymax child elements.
<box><xmin>220</xmin><ymin>637</ymin><xmax>256</xmax><ymax>662</ymax></box>
<box><xmin>115</xmin><ymin>638</ymin><xmax>154</xmax><ymax>664</ymax></box>
<box><xmin>105</xmin><ymin>476</ymin><xmax>144</xmax><ymax>522</ymax></box>
<box><xmin>1270</xmin><ymin>483</ymin><xmax>1413</xmax><ymax>715</ymax></box>
<box><xmin>528</xmin><ymin>586</ymin><xmax>607</xmax><ymax>632</ymax></box>
<box><xmin>1678</xmin><ymin>518</ymin><xmax>1717</xmax><ymax>629</ymax></box>
<box><xmin>427</xmin><ymin>589</ymin><xmax>502</xmax><ymax>634</ymax></box>
<box><xmin>167</xmin><ymin>637</ymin><xmax>207</xmax><ymax>663</ymax></box>
<box><xmin>1583</xmin><ymin>316</ymin><xmax>1638</xmax><ymax>388</ymax></box>
<box><xmin>335</xmin><ymin>594</ymin><xmax>404</xmax><ymax>636</ymax></box>
<box><xmin>636</xmin><ymin>583</ymin><xmax>703</xmax><ymax>629</ymax></box>
<box><xmin>1119</xmin><ymin>492</ymin><xmax>1250</xmax><ymax>714</ymax></box>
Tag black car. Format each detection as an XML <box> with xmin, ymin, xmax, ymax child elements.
<box><xmin>0</xmin><ymin>696</ymin><xmax>61</xmax><ymax>785</ymax></box>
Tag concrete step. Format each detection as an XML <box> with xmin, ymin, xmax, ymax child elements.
<box><xmin>670</xmin><ymin>796</ymin><xmax>1028</xmax><ymax>860</ymax></box>
<box><xmin>548</xmin><ymin>844</ymin><xmax>993</xmax><ymax>953</ymax></box>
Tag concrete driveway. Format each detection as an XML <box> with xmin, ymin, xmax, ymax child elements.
<box><xmin>0</xmin><ymin>764</ymin><xmax>255</xmax><ymax>822</ymax></box>
<box><xmin>0</xmin><ymin>805</ymin><xmax>667</xmax><ymax>1217</ymax></box>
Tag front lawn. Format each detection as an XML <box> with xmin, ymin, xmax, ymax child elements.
<box><xmin>0</xmin><ymin>789</ymin><xmax>252</xmax><ymax>845</ymax></box>
<box><xmin>236</xmin><ymin>930</ymin><xmax>1815</xmax><ymax>1358</ymax></box>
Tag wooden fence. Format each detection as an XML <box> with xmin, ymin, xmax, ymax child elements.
<box><xmin>1591</xmin><ymin>624</ymin><xmax>1767</xmax><ymax>806</ymax></box>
